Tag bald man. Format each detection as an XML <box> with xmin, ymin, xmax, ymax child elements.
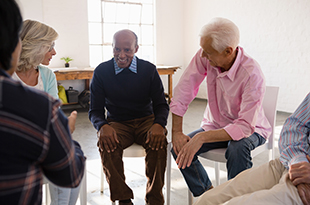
<box><xmin>89</xmin><ymin>29</ymin><xmax>169</xmax><ymax>205</ymax></box>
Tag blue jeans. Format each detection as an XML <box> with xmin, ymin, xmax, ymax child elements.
<box><xmin>171</xmin><ymin>128</ymin><xmax>266</xmax><ymax>197</ymax></box>
<box><xmin>49</xmin><ymin>181</ymin><xmax>81</xmax><ymax>205</ymax></box>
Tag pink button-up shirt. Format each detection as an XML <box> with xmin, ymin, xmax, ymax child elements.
<box><xmin>170</xmin><ymin>47</ymin><xmax>271</xmax><ymax>141</ymax></box>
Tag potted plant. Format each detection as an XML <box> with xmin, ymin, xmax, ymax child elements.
<box><xmin>61</xmin><ymin>57</ymin><xmax>73</xmax><ymax>67</ymax></box>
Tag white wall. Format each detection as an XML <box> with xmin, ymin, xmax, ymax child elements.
<box><xmin>155</xmin><ymin>0</ymin><xmax>184</xmax><ymax>65</ymax></box>
<box><xmin>181</xmin><ymin>0</ymin><xmax>310</xmax><ymax>113</ymax></box>
<box><xmin>17</xmin><ymin>0</ymin><xmax>184</xmax><ymax>93</ymax></box>
<box><xmin>155</xmin><ymin>0</ymin><xmax>184</xmax><ymax>91</ymax></box>
<box><xmin>18</xmin><ymin>0</ymin><xmax>90</xmax><ymax>68</ymax></box>
<box><xmin>17</xmin><ymin>0</ymin><xmax>310</xmax><ymax>113</ymax></box>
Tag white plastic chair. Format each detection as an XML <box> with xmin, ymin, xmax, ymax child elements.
<box><xmin>187</xmin><ymin>86</ymin><xmax>279</xmax><ymax>204</ymax></box>
<box><xmin>43</xmin><ymin>164</ymin><xmax>87</xmax><ymax>205</ymax></box>
<box><xmin>43</xmin><ymin>178</ymin><xmax>51</xmax><ymax>205</ymax></box>
<box><xmin>101</xmin><ymin>143</ymin><xmax>172</xmax><ymax>205</ymax></box>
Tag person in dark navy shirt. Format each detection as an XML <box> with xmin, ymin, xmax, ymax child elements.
<box><xmin>89</xmin><ymin>29</ymin><xmax>169</xmax><ymax>205</ymax></box>
<box><xmin>0</xmin><ymin>1</ymin><xmax>86</xmax><ymax>204</ymax></box>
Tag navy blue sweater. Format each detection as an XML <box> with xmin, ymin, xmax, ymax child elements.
<box><xmin>89</xmin><ymin>57</ymin><xmax>169</xmax><ymax>131</ymax></box>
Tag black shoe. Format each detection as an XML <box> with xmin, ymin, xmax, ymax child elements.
<box><xmin>119</xmin><ymin>199</ymin><xmax>133</xmax><ymax>205</ymax></box>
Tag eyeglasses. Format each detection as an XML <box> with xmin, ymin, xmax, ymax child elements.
<box><xmin>48</xmin><ymin>42</ymin><xmax>55</xmax><ymax>52</ymax></box>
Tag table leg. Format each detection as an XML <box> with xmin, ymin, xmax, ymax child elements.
<box><xmin>85</xmin><ymin>79</ymin><xmax>90</xmax><ymax>90</ymax></box>
<box><xmin>168</xmin><ymin>74</ymin><xmax>173</xmax><ymax>104</ymax></box>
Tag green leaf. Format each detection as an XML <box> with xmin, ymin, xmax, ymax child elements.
<box><xmin>60</xmin><ymin>57</ymin><xmax>73</xmax><ymax>63</ymax></box>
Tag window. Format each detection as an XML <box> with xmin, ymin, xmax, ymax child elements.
<box><xmin>87</xmin><ymin>0</ymin><xmax>155</xmax><ymax>67</ymax></box>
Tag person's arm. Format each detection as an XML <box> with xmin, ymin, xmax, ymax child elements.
<box><xmin>289</xmin><ymin>155</ymin><xmax>310</xmax><ymax>185</ymax></box>
<box><xmin>67</xmin><ymin>110</ymin><xmax>77</xmax><ymax>134</ymax></box>
<box><xmin>170</xmin><ymin>49</ymin><xmax>208</xmax><ymax>153</ymax></box>
<box><xmin>40</xmin><ymin>66</ymin><xmax>58</xmax><ymax>99</ymax></box>
<box><xmin>279</xmin><ymin>93</ymin><xmax>310</xmax><ymax>205</ymax></box>
<box><xmin>97</xmin><ymin>123</ymin><xmax>119</xmax><ymax>153</ymax></box>
<box><xmin>279</xmin><ymin>92</ymin><xmax>310</xmax><ymax>169</ymax></box>
<box><xmin>147</xmin><ymin>65</ymin><xmax>169</xmax><ymax>150</ymax></box>
<box><xmin>296</xmin><ymin>183</ymin><xmax>310</xmax><ymax>205</ymax></box>
<box><xmin>89</xmin><ymin>66</ymin><xmax>119</xmax><ymax>153</ymax></box>
<box><xmin>223</xmin><ymin>75</ymin><xmax>266</xmax><ymax>141</ymax></box>
<box><xmin>150</xmin><ymin>65</ymin><xmax>169</xmax><ymax>128</ymax></box>
<box><xmin>145</xmin><ymin>123</ymin><xmax>167</xmax><ymax>150</ymax></box>
<box><xmin>290</xmin><ymin>155</ymin><xmax>310</xmax><ymax>205</ymax></box>
<box><xmin>170</xmin><ymin>49</ymin><xmax>208</xmax><ymax>119</ymax></box>
<box><xmin>176</xmin><ymin>128</ymin><xmax>231</xmax><ymax>169</ymax></box>
<box><xmin>88</xmin><ymin>67</ymin><xmax>108</xmax><ymax>131</ymax></box>
<box><xmin>46</xmin><ymin>71</ymin><xmax>58</xmax><ymax>99</ymax></box>
<box><xmin>42</xmin><ymin>103</ymin><xmax>85</xmax><ymax>187</ymax></box>
<box><xmin>172</xmin><ymin>113</ymin><xmax>190</xmax><ymax>155</ymax></box>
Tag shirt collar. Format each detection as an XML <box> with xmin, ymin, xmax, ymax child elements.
<box><xmin>217</xmin><ymin>46</ymin><xmax>241</xmax><ymax>81</ymax></box>
<box><xmin>114</xmin><ymin>56</ymin><xmax>137</xmax><ymax>75</ymax></box>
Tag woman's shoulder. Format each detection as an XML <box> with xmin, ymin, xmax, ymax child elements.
<box><xmin>38</xmin><ymin>65</ymin><xmax>53</xmax><ymax>73</ymax></box>
<box><xmin>38</xmin><ymin>65</ymin><xmax>55</xmax><ymax>77</ymax></box>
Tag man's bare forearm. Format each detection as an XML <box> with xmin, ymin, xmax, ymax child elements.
<box><xmin>172</xmin><ymin>113</ymin><xmax>183</xmax><ymax>134</ymax></box>
<box><xmin>197</xmin><ymin>129</ymin><xmax>232</xmax><ymax>143</ymax></box>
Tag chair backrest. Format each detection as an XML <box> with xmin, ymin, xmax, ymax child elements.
<box><xmin>252</xmin><ymin>86</ymin><xmax>279</xmax><ymax>159</ymax></box>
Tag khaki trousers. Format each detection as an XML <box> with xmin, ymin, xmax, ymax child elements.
<box><xmin>98</xmin><ymin>115</ymin><xmax>167</xmax><ymax>205</ymax></box>
<box><xmin>194</xmin><ymin>158</ymin><xmax>303</xmax><ymax>205</ymax></box>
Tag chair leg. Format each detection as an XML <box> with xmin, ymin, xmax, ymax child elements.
<box><xmin>80</xmin><ymin>166</ymin><xmax>87</xmax><ymax>205</ymax></box>
<box><xmin>214</xmin><ymin>162</ymin><xmax>220</xmax><ymax>186</ymax></box>
<box><xmin>45</xmin><ymin>183</ymin><xmax>50</xmax><ymax>205</ymax></box>
<box><xmin>166</xmin><ymin>142</ymin><xmax>172</xmax><ymax>205</ymax></box>
<box><xmin>188</xmin><ymin>189</ymin><xmax>193</xmax><ymax>205</ymax></box>
<box><xmin>101</xmin><ymin>168</ymin><xmax>104</xmax><ymax>193</ymax></box>
<box><xmin>269</xmin><ymin>148</ymin><xmax>274</xmax><ymax>161</ymax></box>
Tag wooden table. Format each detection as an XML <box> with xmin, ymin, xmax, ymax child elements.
<box><xmin>54</xmin><ymin>68</ymin><xmax>94</xmax><ymax>90</ymax></box>
<box><xmin>156</xmin><ymin>65</ymin><xmax>180</xmax><ymax>103</ymax></box>
<box><xmin>53</xmin><ymin>65</ymin><xmax>180</xmax><ymax>103</ymax></box>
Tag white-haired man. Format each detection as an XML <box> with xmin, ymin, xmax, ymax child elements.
<box><xmin>170</xmin><ymin>17</ymin><xmax>270</xmax><ymax>197</ymax></box>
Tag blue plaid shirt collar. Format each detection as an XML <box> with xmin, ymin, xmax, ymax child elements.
<box><xmin>114</xmin><ymin>56</ymin><xmax>137</xmax><ymax>75</ymax></box>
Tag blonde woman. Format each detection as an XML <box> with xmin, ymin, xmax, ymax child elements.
<box><xmin>13</xmin><ymin>19</ymin><xmax>58</xmax><ymax>99</ymax></box>
<box><xmin>13</xmin><ymin>19</ymin><xmax>81</xmax><ymax>205</ymax></box>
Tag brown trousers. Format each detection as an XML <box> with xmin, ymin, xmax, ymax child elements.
<box><xmin>98</xmin><ymin>115</ymin><xmax>167</xmax><ymax>205</ymax></box>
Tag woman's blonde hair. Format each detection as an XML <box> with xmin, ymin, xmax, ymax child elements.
<box><xmin>17</xmin><ymin>19</ymin><xmax>58</xmax><ymax>71</ymax></box>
